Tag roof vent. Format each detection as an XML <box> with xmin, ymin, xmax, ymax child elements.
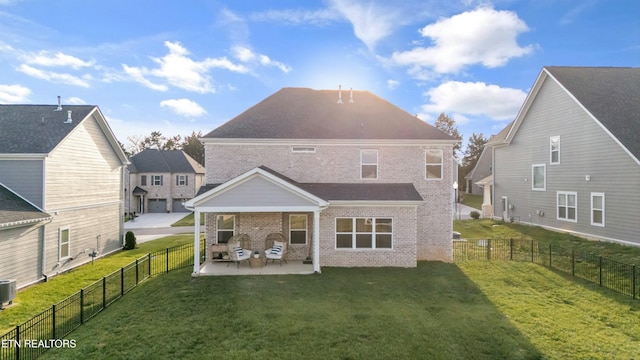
<box><xmin>337</xmin><ymin>85</ymin><xmax>343</xmax><ymax>104</ymax></box>
<box><xmin>349</xmin><ymin>87</ymin><xmax>355</xmax><ymax>103</ymax></box>
<box><xmin>65</xmin><ymin>110</ymin><xmax>72</xmax><ymax>124</ymax></box>
<box><xmin>55</xmin><ymin>96</ymin><xmax>62</xmax><ymax>111</ymax></box>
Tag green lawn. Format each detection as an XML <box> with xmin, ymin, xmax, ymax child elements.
<box><xmin>0</xmin><ymin>234</ymin><xmax>196</xmax><ymax>334</ymax></box>
<box><xmin>171</xmin><ymin>212</ymin><xmax>205</xmax><ymax>227</ymax></box>
<box><xmin>460</xmin><ymin>193</ymin><xmax>483</xmax><ymax>210</ymax></box>
<box><xmin>39</xmin><ymin>262</ymin><xmax>639</xmax><ymax>360</ymax></box>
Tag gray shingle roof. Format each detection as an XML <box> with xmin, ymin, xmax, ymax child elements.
<box><xmin>0</xmin><ymin>184</ymin><xmax>51</xmax><ymax>227</ymax></box>
<box><xmin>128</xmin><ymin>149</ymin><xmax>205</xmax><ymax>173</ymax></box>
<box><xmin>545</xmin><ymin>66</ymin><xmax>640</xmax><ymax>159</ymax></box>
<box><xmin>204</xmin><ymin>87</ymin><xmax>454</xmax><ymax>141</ymax></box>
<box><xmin>0</xmin><ymin>105</ymin><xmax>96</xmax><ymax>153</ymax></box>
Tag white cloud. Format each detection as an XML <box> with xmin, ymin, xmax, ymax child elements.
<box><xmin>386</xmin><ymin>79</ymin><xmax>400</xmax><ymax>90</ymax></box>
<box><xmin>160</xmin><ymin>98</ymin><xmax>207</xmax><ymax>117</ymax></box>
<box><xmin>66</xmin><ymin>96</ymin><xmax>87</xmax><ymax>105</ymax></box>
<box><xmin>250</xmin><ymin>8</ymin><xmax>340</xmax><ymax>26</ymax></box>
<box><xmin>421</xmin><ymin>81</ymin><xmax>527</xmax><ymax>120</ymax></box>
<box><xmin>232</xmin><ymin>46</ymin><xmax>292</xmax><ymax>73</ymax></box>
<box><xmin>18</xmin><ymin>64</ymin><xmax>91</xmax><ymax>87</ymax></box>
<box><xmin>21</xmin><ymin>51</ymin><xmax>94</xmax><ymax>69</ymax></box>
<box><xmin>390</xmin><ymin>7</ymin><xmax>534</xmax><ymax>75</ymax></box>
<box><xmin>329</xmin><ymin>0</ymin><xmax>401</xmax><ymax>50</ymax></box>
<box><xmin>124</xmin><ymin>41</ymin><xmax>248</xmax><ymax>93</ymax></box>
<box><xmin>0</xmin><ymin>83</ymin><xmax>30</xmax><ymax>103</ymax></box>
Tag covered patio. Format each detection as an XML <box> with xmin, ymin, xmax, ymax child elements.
<box><xmin>185</xmin><ymin>167</ymin><xmax>328</xmax><ymax>276</ymax></box>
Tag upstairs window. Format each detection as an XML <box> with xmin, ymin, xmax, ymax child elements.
<box><xmin>360</xmin><ymin>149</ymin><xmax>378</xmax><ymax>179</ymax></box>
<box><xmin>532</xmin><ymin>164</ymin><xmax>546</xmax><ymax>191</ymax></box>
<box><xmin>176</xmin><ymin>175</ymin><xmax>188</xmax><ymax>186</ymax></box>
<box><xmin>557</xmin><ymin>191</ymin><xmax>577</xmax><ymax>222</ymax></box>
<box><xmin>550</xmin><ymin>136</ymin><xmax>560</xmax><ymax>164</ymax></box>
<box><xmin>425</xmin><ymin>149</ymin><xmax>443</xmax><ymax>179</ymax></box>
<box><xmin>152</xmin><ymin>175</ymin><xmax>163</xmax><ymax>186</ymax></box>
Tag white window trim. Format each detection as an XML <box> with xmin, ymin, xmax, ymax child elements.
<box><xmin>289</xmin><ymin>214</ymin><xmax>308</xmax><ymax>245</ymax></box>
<box><xmin>557</xmin><ymin>191</ymin><xmax>577</xmax><ymax>223</ymax></box>
<box><xmin>177</xmin><ymin>175</ymin><xmax>187</xmax><ymax>186</ymax></box>
<box><xmin>216</xmin><ymin>215</ymin><xmax>235</xmax><ymax>243</ymax></box>
<box><xmin>291</xmin><ymin>146</ymin><xmax>316</xmax><ymax>154</ymax></box>
<box><xmin>59</xmin><ymin>227</ymin><xmax>70</xmax><ymax>261</ymax></box>
<box><xmin>152</xmin><ymin>175</ymin><xmax>163</xmax><ymax>186</ymax></box>
<box><xmin>425</xmin><ymin>149</ymin><xmax>443</xmax><ymax>180</ymax></box>
<box><xmin>334</xmin><ymin>217</ymin><xmax>393</xmax><ymax>250</ymax></box>
<box><xmin>590</xmin><ymin>192</ymin><xmax>605</xmax><ymax>227</ymax></box>
<box><xmin>360</xmin><ymin>149</ymin><xmax>378</xmax><ymax>180</ymax></box>
<box><xmin>532</xmin><ymin>164</ymin><xmax>546</xmax><ymax>191</ymax></box>
<box><xmin>550</xmin><ymin>136</ymin><xmax>560</xmax><ymax>165</ymax></box>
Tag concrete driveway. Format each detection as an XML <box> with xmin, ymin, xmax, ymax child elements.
<box><xmin>124</xmin><ymin>213</ymin><xmax>197</xmax><ymax>243</ymax></box>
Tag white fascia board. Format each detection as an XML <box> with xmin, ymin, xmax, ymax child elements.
<box><xmin>0</xmin><ymin>154</ymin><xmax>47</xmax><ymax>159</ymax></box>
<box><xmin>191</xmin><ymin>206</ymin><xmax>321</xmax><ymax>213</ymax></box>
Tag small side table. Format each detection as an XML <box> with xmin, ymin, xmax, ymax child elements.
<box><xmin>249</xmin><ymin>255</ymin><xmax>263</xmax><ymax>268</ymax></box>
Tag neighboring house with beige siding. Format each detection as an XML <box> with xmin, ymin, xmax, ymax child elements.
<box><xmin>489</xmin><ymin>66</ymin><xmax>640</xmax><ymax>246</ymax></box>
<box><xmin>126</xmin><ymin>149</ymin><xmax>205</xmax><ymax>214</ymax></box>
<box><xmin>0</xmin><ymin>104</ymin><xmax>128</xmax><ymax>289</ymax></box>
<box><xmin>186</xmin><ymin>87</ymin><xmax>458</xmax><ymax>274</ymax></box>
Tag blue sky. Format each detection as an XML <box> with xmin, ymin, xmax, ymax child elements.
<box><xmin>1</xmin><ymin>0</ymin><xmax>638</xmax><ymax>150</ymax></box>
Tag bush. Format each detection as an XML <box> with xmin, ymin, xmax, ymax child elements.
<box><xmin>470</xmin><ymin>210</ymin><xmax>481</xmax><ymax>220</ymax></box>
<box><xmin>124</xmin><ymin>231</ymin><xmax>137</xmax><ymax>250</ymax></box>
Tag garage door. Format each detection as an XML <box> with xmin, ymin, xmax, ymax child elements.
<box><xmin>172</xmin><ymin>199</ymin><xmax>188</xmax><ymax>212</ymax></box>
<box><xmin>148</xmin><ymin>199</ymin><xmax>167</xmax><ymax>213</ymax></box>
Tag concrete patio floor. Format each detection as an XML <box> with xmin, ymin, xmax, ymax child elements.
<box><xmin>197</xmin><ymin>260</ymin><xmax>315</xmax><ymax>276</ymax></box>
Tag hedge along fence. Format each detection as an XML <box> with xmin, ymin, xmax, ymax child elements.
<box><xmin>0</xmin><ymin>239</ymin><xmax>204</xmax><ymax>360</ymax></box>
<box><xmin>453</xmin><ymin>238</ymin><xmax>638</xmax><ymax>301</ymax></box>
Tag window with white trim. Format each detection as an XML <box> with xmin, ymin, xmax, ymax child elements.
<box><xmin>289</xmin><ymin>214</ymin><xmax>308</xmax><ymax>244</ymax></box>
<box><xmin>532</xmin><ymin>164</ymin><xmax>546</xmax><ymax>191</ymax></box>
<box><xmin>425</xmin><ymin>149</ymin><xmax>443</xmax><ymax>179</ymax></box>
<box><xmin>557</xmin><ymin>191</ymin><xmax>577</xmax><ymax>222</ymax></box>
<box><xmin>335</xmin><ymin>218</ymin><xmax>392</xmax><ymax>249</ymax></box>
<box><xmin>591</xmin><ymin>193</ymin><xmax>605</xmax><ymax>227</ymax></box>
<box><xmin>360</xmin><ymin>149</ymin><xmax>378</xmax><ymax>179</ymax></box>
<box><xmin>291</xmin><ymin>146</ymin><xmax>316</xmax><ymax>154</ymax></box>
<box><xmin>152</xmin><ymin>175</ymin><xmax>163</xmax><ymax>186</ymax></box>
<box><xmin>550</xmin><ymin>136</ymin><xmax>560</xmax><ymax>164</ymax></box>
<box><xmin>59</xmin><ymin>227</ymin><xmax>70</xmax><ymax>260</ymax></box>
<box><xmin>176</xmin><ymin>175</ymin><xmax>187</xmax><ymax>186</ymax></box>
<box><xmin>216</xmin><ymin>215</ymin><xmax>235</xmax><ymax>243</ymax></box>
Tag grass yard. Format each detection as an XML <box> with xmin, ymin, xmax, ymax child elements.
<box><xmin>460</xmin><ymin>193</ymin><xmax>483</xmax><ymax>210</ymax></box>
<box><xmin>39</xmin><ymin>262</ymin><xmax>639</xmax><ymax>360</ymax></box>
<box><xmin>0</xmin><ymin>234</ymin><xmax>195</xmax><ymax>334</ymax></box>
<box><xmin>171</xmin><ymin>212</ymin><xmax>205</xmax><ymax>227</ymax></box>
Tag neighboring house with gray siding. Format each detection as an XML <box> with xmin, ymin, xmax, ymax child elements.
<box><xmin>0</xmin><ymin>104</ymin><xmax>128</xmax><ymax>289</ymax></box>
<box><xmin>126</xmin><ymin>149</ymin><xmax>205</xmax><ymax>214</ymax></box>
<box><xmin>464</xmin><ymin>144</ymin><xmax>492</xmax><ymax>195</ymax></box>
<box><xmin>489</xmin><ymin>66</ymin><xmax>640</xmax><ymax>247</ymax></box>
<box><xmin>186</xmin><ymin>87</ymin><xmax>458</xmax><ymax>274</ymax></box>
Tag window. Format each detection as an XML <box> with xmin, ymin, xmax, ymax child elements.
<box><xmin>141</xmin><ymin>175</ymin><xmax>147</xmax><ymax>186</ymax></box>
<box><xmin>292</xmin><ymin>146</ymin><xmax>316</xmax><ymax>153</ymax></box>
<box><xmin>289</xmin><ymin>214</ymin><xmax>308</xmax><ymax>244</ymax></box>
<box><xmin>176</xmin><ymin>175</ymin><xmax>188</xmax><ymax>186</ymax></box>
<box><xmin>532</xmin><ymin>164</ymin><xmax>546</xmax><ymax>191</ymax></box>
<box><xmin>591</xmin><ymin>193</ymin><xmax>605</xmax><ymax>227</ymax></box>
<box><xmin>550</xmin><ymin>136</ymin><xmax>560</xmax><ymax>164</ymax></box>
<box><xmin>59</xmin><ymin>227</ymin><xmax>70</xmax><ymax>260</ymax></box>
<box><xmin>152</xmin><ymin>175</ymin><xmax>163</xmax><ymax>186</ymax></box>
<box><xmin>557</xmin><ymin>192</ymin><xmax>577</xmax><ymax>222</ymax></box>
<box><xmin>360</xmin><ymin>149</ymin><xmax>378</xmax><ymax>179</ymax></box>
<box><xmin>335</xmin><ymin>218</ymin><xmax>393</xmax><ymax>249</ymax></box>
<box><xmin>216</xmin><ymin>215</ymin><xmax>235</xmax><ymax>243</ymax></box>
<box><xmin>425</xmin><ymin>149</ymin><xmax>443</xmax><ymax>179</ymax></box>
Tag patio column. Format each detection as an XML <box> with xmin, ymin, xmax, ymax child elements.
<box><xmin>192</xmin><ymin>209</ymin><xmax>201</xmax><ymax>276</ymax></box>
<box><xmin>313</xmin><ymin>209</ymin><xmax>321</xmax><ymax>273</ymax></box>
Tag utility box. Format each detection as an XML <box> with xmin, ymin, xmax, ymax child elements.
<box><xmin>0</xmin><ymin>279</ymin><xmax>17</xmax><ymax>308</ymax></box>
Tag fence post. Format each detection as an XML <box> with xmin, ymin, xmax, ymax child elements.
<box><xmin>15</xmin><ymin>325</ymin><xmax>20</xmax><ymax>360</ymax></box>
<box><xmin>487</xmin><ymin>239</ymin><xmax>492</xmax><ymax>261</ymax></box>
<box><xmin>52</xmin><ymin>304</ymin><xmax>56</xmax><ymax>339</ymax></box>
<box><xmin>135</xmin><ymin>259</ymin><xmax>139</xmax><ymax>285</ymax></box>
<box><xmin>166</xmin><ymin>248</ymin><xmax>170</xmax><ymax>273</ymax></box>
<box><xmin>80</xmin><ymin>289</ymin><xmax>84</xmax><ymax>324</ymax></box>
<box><xmin>531</xmin><ymin>240</ymin><xmax>534</xmax><ymax>263</ymax></box>
<box><xmin>599</xmin><ymin>256</ymin><xmax>603</xmax><ymax>287</ymax></box>
<box><xmin>549</xmin><ymin>244</ymin><xmax>552</xmax><ymax>268</ymax></box>
<box><xmin>148</xmin><ymin>253</ymin><xmax>152</xmax><ymax>277</ymax></box>
<box><xmin>509</xmin><ymin>238</ymin><xmax>513</xmax><ymax>261</ymax></box>
<box><xmin>120</xmin><ymin>267</ymin><xmax>124</xmax><ymax>296</ymax></box>
<box><xmin>102</xmin><ymin>277</ymin><xmax>106</xmax><ymax>309</ymax></box>
<box><xmin>633</xmin><ymin>265</ymin><xmax>636</xmax><ymax>300</ymax></box>
<box><xmin>571</xmin><ymin>250</ymin><xmax>575</xmax><ymax>277</ymax></box>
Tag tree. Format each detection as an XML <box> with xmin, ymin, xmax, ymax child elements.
<box><xmin>181</xmin><ymin>131</ymin><xmax>205</xmax><ymax>166</ymax></box>
<box><xmin>462</xmin><ymin>133</ymin><xmax>488</xmax><ymax>169</ymax></box>
<box><xmin>434</xmin><ymin>113</ymin><xmax>462</xmax><ymax>157</ymax></box>
<box><xmin>126</xmin><ymin>131</ymin><xmax>182</xmax><ymax>154</ymax></box>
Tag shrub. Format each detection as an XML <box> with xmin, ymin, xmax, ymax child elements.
<box><xmin>124</xmin><ymin>231</ymin><xmax>137</xmax><ymax>250</ymax></box>
<box><xmin>470</xmin><ymin>210</ymin><xmax>481</xmax><ymax>220</ymax></box>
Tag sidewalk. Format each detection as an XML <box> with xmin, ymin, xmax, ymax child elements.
<box><xmin>124</xmin><ymin>213</ymin><xmax>197</xmax><ymax>243</ymax></box>
<box><xmin>453</xmin><ymin>204</ymin><xmax>479</xmax><ymax>220</ymax></box>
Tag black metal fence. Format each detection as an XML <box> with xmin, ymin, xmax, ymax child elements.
<box><xmin>453</xmin><ymin>238</ymin><xmax>638</xmax><ymax>300</ymax></box>
<box><xmin>0</xmin><ymin>240</ymin><xmax>204</xmax><ymax>360</ymax></box>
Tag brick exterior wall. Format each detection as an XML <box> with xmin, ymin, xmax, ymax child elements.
<box><xmin>203</xmin><ymin>142</ymin><xmax>454</xmax><ymax>264</ymax></box>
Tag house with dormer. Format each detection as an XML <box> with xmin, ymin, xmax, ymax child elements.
<box><xmin>0</xmin><ymin>103</ymin><xmax>128</xmax><ymax>288</ymax></box>
<box><xmin>489</xmin><ymin>67</ymin><xmax>640</xmax><ymax>246</ymax></box>
<box><xmin>186</xmin><ymin>87</ymin><xmax>458</xmax><ymax>274</ymax></box>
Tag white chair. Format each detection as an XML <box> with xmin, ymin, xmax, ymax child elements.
<box><xmin>227</xmin><ymin>235</ymin><xmax>252</xmax><ymax>268</ymax></box>
<box><xmin>264</xmin><ymin>233</ymin><xmax>287</xmax><ymax>266</ymax></box>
